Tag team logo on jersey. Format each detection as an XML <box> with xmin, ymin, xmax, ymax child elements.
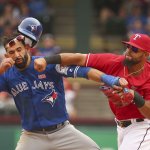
<box><xmin>38</xmin><ymin>74</ymin><xmax>46</xmax><ymax>79</ymax></box>
<box><xmin>30</xmin><ymin>25</ymin><xmax>37</xmax><ymax>32</ymax></box>
<box><xmin>41</xmin><ymin>90</ymin><xmax>58</xmax><ymax>107</ymax></box>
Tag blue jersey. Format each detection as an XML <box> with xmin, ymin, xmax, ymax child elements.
<box><xmin>0</xmin><ymin>56</ymin><xmax>90</xmax><ymax>130</ymax></box>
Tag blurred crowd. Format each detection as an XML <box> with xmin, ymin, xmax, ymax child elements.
<box><xmin>0</xmin><ymin>0</ymin><xmax>55</xmax><ymax>37</ymax></box>
<box><xmin>95</xmin><ymin>0</ymin><xmax>150</xmax><ymax>37</ymax></box>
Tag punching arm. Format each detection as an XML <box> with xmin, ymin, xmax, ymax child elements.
<box><xmin>55</xmin><ymin>65</ymin><xmax>128</xmax><ymax>87</ymax></box>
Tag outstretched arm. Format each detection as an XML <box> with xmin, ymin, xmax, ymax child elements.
<box><xmin>34</xmin><ymin>53</ymin><xmax>86</xmax><ymax>72</ymax></box>
<box><xmin>59</xmin><ymin>53</ymin><xmax>86</xmax><ymax>66</ymax></box>
<box><xmin>88</xmin><ymin>68</ymin><xmax>127</xmax><ymax>87</ymax></box>
<box><xmin>55</xmin><ymin>64</ymin><xmax>128</xmax><ymax>87</ymax></box>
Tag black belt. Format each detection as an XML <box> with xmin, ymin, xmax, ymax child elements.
<box><xmin>116</xmin><ymin>119</ymin><xmax>144</xmax><ymax>128</ymax></box>
<box><xmin>31</xmin><ymin>121</ymin><xmax>67</xmax><ymax>132</ymax></box>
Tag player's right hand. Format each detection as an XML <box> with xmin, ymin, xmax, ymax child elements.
<box><xmin>0</xmin><ymin>58</ymin><xmax>15</xmax><ymax>74</ymax></box>
<box><xmin>118</xmin><ymin>78</ymin><xmax>128</xmax><ymax>87</ymax></box>
<box><xmin>34</xmin><ymin>58</ymin><xmax>47</xmax><ymax>72</ymax></box>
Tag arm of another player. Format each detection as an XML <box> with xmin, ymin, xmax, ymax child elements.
<box><xmin>88</xmin><ymin>68</ymin><xmax>127</xmax><ymax>87</ymax></box>
<box><xmin>34</xmin><ymin>53</ymin><xmax>86</xmax><ymax>72</ymax></box>
<box><xmin>55</xmin><ymin>64</ymin><xmax>128</xmax><ymax>87</ymax></box>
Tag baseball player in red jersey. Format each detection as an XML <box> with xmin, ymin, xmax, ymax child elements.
<box><xmin>34</xmin><ymin>33</ymin><xmax>150</xmax><ymax>150</ymax></box>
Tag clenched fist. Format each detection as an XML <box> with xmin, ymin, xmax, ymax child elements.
<box><xmin>34</xmin><ymin>58</ymin><xmax>47</xmax><ymax>72</ymax></box>
<box><xmin>118</xmin><ymin>78</ymin><xmax>128</xmax><ymax>87</ymax></box>
<box><xmin>0</xmin><ymin>58</ymin><xmax>15</xmax><ymax>74</ymax></box>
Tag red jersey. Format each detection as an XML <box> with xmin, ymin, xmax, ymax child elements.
<box><xmin>85</xmin><ymin>53</ymin><xmax>150</xmax><ymax>120</ymax></box>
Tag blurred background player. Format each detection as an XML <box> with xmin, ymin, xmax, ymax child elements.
<box><xmin>38</xmin><ymin>33</ymin><xmax>61</xmax><ymax>56</ymax></box>
<box><xmin>63</xmin><ymin>78</ymin><xmax>80</xmax><ymax>119</ymax></box>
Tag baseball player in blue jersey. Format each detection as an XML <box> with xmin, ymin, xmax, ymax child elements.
<box><xmin>0</xmin><ymin>17</ymin><xmax>128</xmax><ymax>150</ymax></box>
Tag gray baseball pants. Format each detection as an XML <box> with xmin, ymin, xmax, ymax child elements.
<box><xmin>15</xmin><ymin>122</ymin><xmax>100</xmax><ymax>150</ymax></box>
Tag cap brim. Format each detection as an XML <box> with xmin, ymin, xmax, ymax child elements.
<box><xmin>122</xmin><ymin>41</ymin><xmax>146</xmax><ymax>51</ymax></box>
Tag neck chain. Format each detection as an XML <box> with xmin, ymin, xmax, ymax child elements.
<box><xmin>124</xmin><ymin>65</ymin><xmax>144</xmax><ymax>77</ymax></box>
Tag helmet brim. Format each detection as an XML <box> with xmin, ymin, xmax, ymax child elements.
<box><xmin>18</xmin><ymin>27</ymin><xmax>38</xmax><ymax>42</ymax></box>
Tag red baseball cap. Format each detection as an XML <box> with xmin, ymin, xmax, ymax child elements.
<box><xmin>122</xmin><ymin>33</ymin><xmax>150</xmax><ymax>53</ymax></box>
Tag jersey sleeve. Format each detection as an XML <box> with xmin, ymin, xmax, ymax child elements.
<box><xmin>85</xmin><ymin>53</ymin><xmax>122</xmax><ymax>73</ymax></box>
<box><xmin>55</xmin><ymin>64</ymin><xmax>90</xmax><ymax>79</ymax></box>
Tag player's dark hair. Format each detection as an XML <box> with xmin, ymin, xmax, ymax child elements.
<box><xmin>2</xmin><ymin>32</ymin><xmax>25</xmax><ymax>49</ymax></box>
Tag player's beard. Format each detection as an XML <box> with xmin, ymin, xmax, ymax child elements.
<box><xmin>15</xmin><ymin>53</ymin><xmax>29</xmax><ymax>69</ymax></box>
<box><xmin>123</xmin><ymin>57</ymin><xmax>140</xmax><ymax>67</ymax></box>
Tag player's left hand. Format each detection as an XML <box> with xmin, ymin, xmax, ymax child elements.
<box><xmin>34</xmin><ymin>58</ymin><xmax>47</xmax><ymax>72</ymax></box>
<box><xmin>100</xmin><ymin>86</ymin><xmax>134</xmax><ymax>107</ymax></box>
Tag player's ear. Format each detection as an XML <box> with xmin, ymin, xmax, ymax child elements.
<box><xmin>24</xmin><ymin>44</ymin><xmax>31</xmax><ymax>51</ymax></box>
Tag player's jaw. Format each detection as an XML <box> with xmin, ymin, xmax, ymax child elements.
<box><xmin>14</xmin><ymin>53</ymin><xmax>29</xmax><ymax>69</ymax></box>
<box><xmin>123</xmin><ymin>52</ymin><xmax>140</xmax><ymax>66</ymax></box>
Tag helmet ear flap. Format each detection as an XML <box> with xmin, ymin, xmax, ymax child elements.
<box><xmin>24</xmin><ymin>37</ymin><xmax>37</xmax><ymax>48</ymax></box>
<box><xmin>24</xmin><ymin>37</ymin><xmax>33</xmax><ymax>47</ymax></box>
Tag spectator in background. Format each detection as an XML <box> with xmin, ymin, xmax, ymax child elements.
<box><xmin>126</xmin><ymin>5</ymin><xmax>147</xmax><ymax>34</ymax></box>
<box><xmin>0</xmin><ymin>3</ymin><xmax>20</xmax><ymax>35</ymax></box>
<box><xmin>0</xmin><ymin>92</ymin><xmax>14</xmax><ymax>113</ymax></box>
<box><xmin>127</xmin><ymin>18</ymin><xmax>147</xmax><ymax>37</ymax></box>
<box><xmin>38</xmin><ymin>33</ymin><xmax>61</xmax><ymax>56</ymax></box>
<box><xmin>98</xmin><ymin>7</ymin><xmax>114</xmax><ymax>36</ymax></box>
<box><xmin>63</xmin><ymin>78</ymin><xmax>80</xmax><ymax>119</ymax></box>
<box><xmin>28</xmin><ymin>0</ymin><xmax>55</xmax><ymax>34</ymax></box>
<box><xmin>19</xmin><ymin>2</ymin><xmax>31</xmax><ymax>20</ymax></box>
<box><xmin>145</xmin><ymin>9</ymin><xmax>150</xmax><ymax>36</ymax></box>
<box><xmin>98</xmin><ymin>6</ymin><xmax>127</xmax><ymax>37</ymax></box>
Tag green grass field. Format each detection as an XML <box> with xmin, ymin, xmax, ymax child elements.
<box><xmin>0</xmin><ymin>125</ymin><xmax>117</xmax><ymax>150</ymax></box>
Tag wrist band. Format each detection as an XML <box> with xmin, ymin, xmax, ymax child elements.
<box><xmin>44</xmin><ymin>55</ymin><xmax>61</xmax><ymax>64</ymax></box>
<box><xmin>133</xmin><ymin>91</ymin><xmax>145</xmax><ymax>108</ymax></box>
<box><xmin>101</xmin><ymin>74</ymin><xmax>120</xmax><ymax>87</ymax></box>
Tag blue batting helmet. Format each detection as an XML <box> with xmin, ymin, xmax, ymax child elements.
<box><xmin>18</xmin><ymin>17</ymin><xmax>43</xmax><ymax>46</ymax></box>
